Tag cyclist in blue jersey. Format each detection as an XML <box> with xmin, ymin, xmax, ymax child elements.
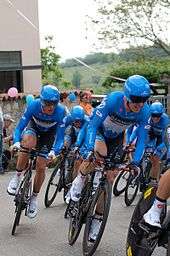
<box><xmin>63</xmin><ymin>106</ymin><xmax>90</xmax><ymax>200</ymax></box>
<box><xmin>64</xmin><ymin>105</ymin><xmax>89</xmax><ymax>150</ymax></box>
<box><xmin>129</xmin><ymin>101</ymin><xmax>169</xmax><ymax>181</ymax></box>
<box><xmin>7</xmin><ymin>85</ymin><xmax>67</xmax><ymax>218</ymax></box>
<box><xmin>68</xmin><ymin>75</ymin><xmax>151</xmax><ymax>240</ymax></box>
<box><xmin>144</xmin><ymin>114</ymin><xmax>170</xmax><ymax>228</ymax></box>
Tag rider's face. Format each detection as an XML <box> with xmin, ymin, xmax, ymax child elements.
<box><xmin>127</xmin><ymin>102</ymin><xmax>144</xmax><ymax>113</ymax></box>
<box><xmin>151</xmin><ymin>116</ymin><xmax>161</xmax><ymax>123</ymax></box>
<box><xmin>42</xmin><ymin>104</ymin><xmax>55</xmax><ymax>115</ymax></box>
<box><xmin>73</xmin><ymin>120</ymin><xmax>81</xmax><ymax>128</ymax></box>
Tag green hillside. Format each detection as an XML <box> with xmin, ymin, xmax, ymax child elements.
<box><xmin>61</xmin><ymin>62</ymin><xmax>122</xmax><ymax>94</ymax></box>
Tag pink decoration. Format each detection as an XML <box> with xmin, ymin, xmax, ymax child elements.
<box><xmin>7</xmin><ymin>87</ymin><xmax>18</xmax><ymax>98</ymax></box>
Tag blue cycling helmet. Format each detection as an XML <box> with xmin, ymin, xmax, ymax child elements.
<box><xmin>68</xmin><ymin>92</ymin><xmax>77</xmax><ymax>102</ymax></box>
<box><xmin>124</xmin><ymin>75</ymin><xmax>151</xmax><ymax>103</ymax></box>
<box><xmin>70</xmin><ymin>106</ymin><xmax>85</xmax><ymax>121</ymax></box>
<box><xmin>40</xmin><ymin>85</ymin><xmax>60</xmax><ymax>105</ymax></box>
<box><xmin>150</xmin><ymin>101</ymin><xmax>164</xmax><ymax>117</ymax></box>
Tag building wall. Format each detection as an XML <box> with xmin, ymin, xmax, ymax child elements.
<box><xmin>0</xmin><ymin>0</ymin><xmax>41</xmax><ymax>92</ymax></box>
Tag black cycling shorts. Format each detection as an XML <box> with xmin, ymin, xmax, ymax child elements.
<box><xmin>23</xmin><ymin>120</ymin><xmax>56</xmax><ymax>158</ymax></box>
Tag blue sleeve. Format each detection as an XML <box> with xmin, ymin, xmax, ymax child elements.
<box><xmin>132</xmin><ymin>124</ymin><xmax>148</xmax><ymax>165</ymax></box>
<box><xmin>75</xmin><ymin>122</ymin><xmax>88</xmax><ymax>147</ymax></box>
<box><xmin>126</xmin><ymin>125</ymin><xmax>138</xmax><ymax>144</ymax></box>
<box><xmin>13</xmin><ymin>104</ymin><xmax>35</xmax><ymax>143</ymax></box>
<box><xmin>83</xmin><ymin>95</ymin><xmax>110</xmax><ymax>151</ymax></box>
<box><xmin>64</xmin><ymin>126</ymin><xmax>72</xmax><ymax>145</ymax></box>
<box><xmin>132</xmin><ymin>104</ymin><xmax>150</xmax><ymax>165</ymax></box>
<box><xmin>52</xmin><ymin>122</ymin><xmax>65</xmax><ymax>154</ymax></box>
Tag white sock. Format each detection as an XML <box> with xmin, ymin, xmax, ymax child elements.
<box><xmin>149</xmin><ymin>198</ymin><xmax>166</xmax><ymax>217</ymax></box>
<box><xmin>74</xmin><ymin>172</ymin><xmax>86</xmax><ymax>184</ymax></box>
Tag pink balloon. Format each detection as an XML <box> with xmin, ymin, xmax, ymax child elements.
<box><xmin>7</xmin><ymin>87</ymin><xmax>18</xmax><ymax>97</ymax></box>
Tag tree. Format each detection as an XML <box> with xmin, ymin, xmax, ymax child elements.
<box><xmin>91</xmin><ymin>0</ymin><xmax>170</xmax><ymax>54</ymax></box>
<box><xmin>71</xmin><ymin>70</ymin><xmax>82</xmax><ymax>88</ymax></box>
<box><xmin>41</xmin><ymin>36</ymin><xmax>62</xmax><ymax>80</ymax></box>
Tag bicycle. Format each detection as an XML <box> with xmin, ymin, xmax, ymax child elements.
<box><xmin>11</xmin><ymin>148</ymin><xmax>37</xmax><ymax>235</ymax></box>
<box><xmin>124</xmin><ymin>148</ymin><xmax>168</xmax><ymax>207</ymax></box>
<box><xmin>126</xmin><ymin>181</ymin><xmax>168</xmax><ymax>256</ymax></box>
<box><xmin>113</xmin><ymin>146</ymin><xmax>134</xmax><ymax>197</ymax></box>
<box><xmin>66</xmin><ymin>147</ymin><xmax>128</xmax><ymax>256</ymax></box>
<box><xmin>124</xmin><ymin>148</ymin><xmax>155</xmax><ymax>207</ymax></box>
<box><xmin>44</xmin><ymin>148</ymin><xmax>75</xmax><ymax>208</ymax></box>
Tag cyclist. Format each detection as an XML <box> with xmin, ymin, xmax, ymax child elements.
<box><xmin>143</xmin><ymin>113</ymin><xmax>170</xmax><ymax>229</ymax></box>
<box><xmin>63</xmin><ymin>106</ymin><xmax>90</xmax><ymax>194</ymax></box>
<box><xmin>7</xmin><ymin>85</ymin><xmax>67</xmax><ymax>218</ymax></box>
<box><xmin>64</xmin><ymin>105</ymin><xmax>89</xmax><ymax>150</ymax></box>
<box><xmin>127</xmin><ymin>101</ymin><xmax>169</xmax><ymax>181</ymax></box>
<box><xmin>68</xmin><ymin>75</ymin><xmax>151</xmax><ymax>240</ymax></box>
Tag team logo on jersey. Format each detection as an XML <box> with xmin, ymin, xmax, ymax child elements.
<box><xmin>96</xmin><ymin>110</ymin><xmax>102</xmax><ymax>118</ymax></box>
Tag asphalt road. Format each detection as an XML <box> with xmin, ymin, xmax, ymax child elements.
<box><xmin>0</xmin><ymin>171</ymin><xmax>166</xmax><ymax>256</ymax></box>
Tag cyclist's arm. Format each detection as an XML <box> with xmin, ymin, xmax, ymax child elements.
<box><xmin>52</xmin><ymin>122</ymin><xmax>65</xmax><ymax>155</ymax></box>
<box><xmin>83</xmin><ymin>97</ymin><xmax>110</xmax><ymax>151</ymax></box>
<box><xmin>132</xmin><ymin>105</ymin><xmax>150</xmax><ymax>165</ymax></box>
<box><xmin>13</xmin><ymin>104</ymin><xmax>34</xmax><ymax>143</ymax></box>
<box><xmin>75</xmin><ymin>122</ymin><xmax>88</xmax><ymax>147</ymax></box>
<box><xmin>132</xmin><ymin>124</ymin><xmax>148</xmax><ymax>165</ymax></box>
<box><xmin>126</xmin><ymin>125</ymin><xmax>138</xmax><ymax>145</ymax></box>
<box><xmin>64</xmin><ymin>125</ymin><xmax>73</xmax><ymax>147</ymax></box>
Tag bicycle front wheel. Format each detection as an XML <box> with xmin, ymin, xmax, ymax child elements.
<box><xmin>68</xmin><ymin>201</ymin><xmax>83</xmax><ymax>245</ymax></box>
<box><xmin>44</xmin><ymin>164</ymin><xmax>63</xmax><ymax>208</ymax></box>
<box><xmin>11</xmin><ymin>173</ymin><xmax>30</xmax><ymax>235</ymax></box>
<box><xmin>124</xmin><ymin>173</ymin><xmax>139</xmax><ymax>206</ymax></box>
<box><xmin>83</xmin><ymin>181</ymin><xmax>112</xmax><ymax>256</ymax></box>
<box><xmin>113</xmin><ymin>170</ymin><xmax>130</xmax><ymax>196</ymax></box>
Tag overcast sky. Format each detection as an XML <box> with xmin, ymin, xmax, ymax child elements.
<box><xmin>38</xmin><ymin>0</ymin><xmax>97</xmax><ymax>61</ymax></box>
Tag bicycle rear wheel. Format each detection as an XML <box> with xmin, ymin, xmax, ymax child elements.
<box><xmin>113</xmin><ymin>170</ymin><xmax>130</xmax><ymax>196</ymax></box>
<box><xmin>83</xmin><ymin>181</ymin><xmax>112</xmax><ymax>256</ymax></box>
<box><xmin>124</xmin><ymin>173</ymin><xmax>139</xmax><ymax>206</ymax></box>
<box><xmin>44</xmin><ymin>163</ymin><xmax>63</xmax><ymax>207</ymax></box>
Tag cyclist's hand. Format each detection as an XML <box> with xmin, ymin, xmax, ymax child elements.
<box><xmin>72</xmin><ymin>146</ymin><xmax>79</xmax><ymax>154</ymax></box>
<box><xmin>124</xmin><ymin>144</ymin><xmax>135</xmax><ymax>152</ymax></box>
<box><xmin>10</xmin><ymin>142</ymin><xmax>20</xmax><ymax>152</ymax></box>
<box><xmin>48</xmin><ymin>150</ymin><xmax>57</xmax><ymax>162</ymax></box>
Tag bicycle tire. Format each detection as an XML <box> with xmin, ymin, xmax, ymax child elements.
<box><xmin>124</xmin><ymin>173</ymin><xmax>139</xmax><ymax>206</ymax></box>
<box><xmin>44</xmin><ymin>163</ymin><xmax>63</xmax><ymax>208</ymax></box>
<box><xmin>113</xmin><ymin>170</ymin><xmax>130</xmax><ymax>197</ymax></box>
<box><xmin>167</xmin><ymin>231</ymin><xmax>170</xmax><ymax>256</ymax></box>
<box><xmin>11</xmin><ymin>173</ymin><xmax>31</xmax><ymax>235</ymax></box>
<box><xmin>68</xmin><ymin>200</ymin><xmax>83</xmax><ymax>245</ymax></box>
<box><xmin>126</xmin><ymin>184</ymin><xmax>159</xmax><ymax>256</ymax></box>
<box><xmin>83</xmin><ymin>181</ymin><xmax>112</xmax><ymax>256</ymax></box>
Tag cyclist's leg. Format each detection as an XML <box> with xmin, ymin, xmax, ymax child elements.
<box><xmin>67</xmin><ymin>135</ymin><xmax>107</xmax><ymax>202</ymax></box>
<box><xmin>150</xmin><ymin>155</ymin><xmax>160</xmax><ymax>180</ymax></box>
<box><xmin>7</xmin><ymin>129</ymin><xmax>37</xmax><ymax>195</ymax></box>
<box><xmin>144</xmin><ymin>169</ymin><xmax>170</xmax><ymax>228</ymax></box>
<box><xmin>95</xmin><ymin>134</ymin><xmax>124</xmax><ymax>214</ymax></box>
<box><xmin>27</xmin><ymin>129</ymin><xmax>55</xmax><ymax>218</ymax></box>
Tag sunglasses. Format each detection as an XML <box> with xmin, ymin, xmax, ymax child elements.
<box><xmin>129</xmin><ymin>95</ymin><xmax>149</xmax><ymax>103</ymax></box>
<box><xmin>151</xmin><ymin>113</ymin><xmax>162</xmax><ymax>118</ymax></box>
<box><xmin>41</xmin><ymin>100</ymin><xmax>58</xmax><ymax>107</ymax></box>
